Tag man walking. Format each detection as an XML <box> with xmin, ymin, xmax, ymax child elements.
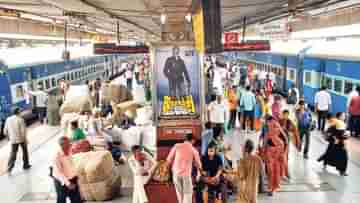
<box><xmin>28</xmin><ymin>85</ymin><xmax>48</xmax><ymax>124</ymax></box>
<box><xmin>125</xmin><ymin>65</ymin><xmax>133</xmax><ymax>91</ymax></box>
<box><xmin>52</xmin><ymin>136</ymin><xmax>83</xmax><ymax>203</ymax></box>
<box><xmin>4</xmin><ymin>107</ymin><xmax>31</xmax><ymax>174</ymax></box>
<box><xmin>295</xmin><ymin>100</ymin><xmax>313</xmax><ymax>159</ymax></box>
<box><xmin>166</xmin><ymin>133</ymin><xmax>202</xmax><ymax>203</ymax></box>
<box><xmin>348</xmin><ymin>86</ymin><xmax>359</xmax><ymax>137</ymax></box>
<box><xmin>349</xmin><ymin>87</ymin><xmax>360</xmax><ymax>137</ymax></box>
<box><xmin>314</xmin><ymin>86</ymin><xmax>332</xmax><ymax>132</ymax></box>
<box><xmin>240</xmin><ymin>86</ymin><xmax>256</xmax><ymax>132</ymax></box>
<box><xmin>208</xmin><ymin>95</ymin><xmax>227</xmax><ymax>139</ymax></box>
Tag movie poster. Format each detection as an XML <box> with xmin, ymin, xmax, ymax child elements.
<box><xmin>154</xmin><ymin>46</ymin><xmax>201</xmax><ymax>118</ymax></box>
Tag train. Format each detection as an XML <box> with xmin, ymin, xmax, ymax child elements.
<box><xmin>224</xmin><ymin>38</ymin><xmax>360</xmax><ymax>114</ymax></box>
<box><xmin>0</xmin><ymin>48</ymin><xmax>144</xmax><ymax>138</ymax></box>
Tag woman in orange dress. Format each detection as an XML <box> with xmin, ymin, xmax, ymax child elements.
<box><xmin>263</xmin><ymin>117</ymin><xmax>285</xmax><ymax>196</ymax></box>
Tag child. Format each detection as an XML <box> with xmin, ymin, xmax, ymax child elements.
<box><xmin>254</xmin><ymin>92</ymin><xmax>264</xmax><ymax>132</ymax></box>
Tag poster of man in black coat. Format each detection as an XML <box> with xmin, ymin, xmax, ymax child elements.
<box><xmin>163</xmin><ymin>46</ymin><xmax>191</xmax><ymax>99</ymax></box>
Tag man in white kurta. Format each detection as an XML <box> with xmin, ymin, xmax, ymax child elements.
<box><xmin>128</xmin><ymin>145</ymin><xmax>157</xmax><ymax>203</ymax></box>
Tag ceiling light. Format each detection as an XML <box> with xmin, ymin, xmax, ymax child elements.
<box><xmin>21</xmin><ymin>13</ymin><xmax>53</xmax><ymax>23</ymax></box>
<box><xmin>160</xmin><ymin>13</ymin><xmax>167</xmax><ymax>24</ymax></box>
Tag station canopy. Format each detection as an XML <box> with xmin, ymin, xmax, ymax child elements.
<box><xmin>0</xmin><ymin>0</ymin><xmax>342</xmax><ymax>42</ymax></box>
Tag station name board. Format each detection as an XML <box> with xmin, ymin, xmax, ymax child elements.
<box><xmin>223</xmin><ymin>40</ymin><xmax>270</xmax><ymax>51</ymax></box>
<box><xmin>94</xmin><ymin>43</ymin><xmax>149</xmax><ymax>54</ymax></box>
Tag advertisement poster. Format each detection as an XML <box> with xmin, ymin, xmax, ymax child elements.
<box><xmin>154</xmin><ymin>46</ymin><xmax>200</xmax><ymax>118</ymax></box>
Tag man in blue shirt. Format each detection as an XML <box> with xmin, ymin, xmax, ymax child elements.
<box><xmin>201</xmin><ymin>122</ymin><xmax>214</xmax><ymax>156</ymax></box>
<box><xmin>240</xmin><ymin>86</ymin><xmax>256</xmax><ymax>132</ymax></box>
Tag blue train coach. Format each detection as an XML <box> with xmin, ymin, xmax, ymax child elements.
<box><xmin>0</xmin><ymin>49</ymin><xmax>137</xmax><ymax>138</ymax></box>
<box><xmin>230</xmin><ymin>38</ymin><xmax>360</xmax><ymax>114</ymax></box>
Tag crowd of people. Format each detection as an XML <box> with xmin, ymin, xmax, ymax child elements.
<box><xmin>191</xmin><ymin>60</ymin><xmax>355</xmax><ymax>202</ymax></box>
<box><xmin>2</xmin><ymin>56</ymin><xmax>360</xmax><ymax>203</ymax></box>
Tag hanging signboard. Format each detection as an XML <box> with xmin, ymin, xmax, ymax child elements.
<box><xmin>94</xmin><ymin>43</ymin><xmax>149</xmax><ymax>54</ymax></box>
<box><xmin>256</xmin><ymin>19</ymin><xmax>290</xmax><ymax>39</ymax></box>
<box><xmin>223</xmin><ymin>40</ymin><xmax>270</xmax><ymax>51</ymax></box>
<box><xmin>154</xmin><ymin>46</ymin><xmax>201</xmax><ymax>119</ymax></box>
<box><xmin>223</xmin><ymin>32</ymin><xmax>239</xmax><ymax>44</ymax></box>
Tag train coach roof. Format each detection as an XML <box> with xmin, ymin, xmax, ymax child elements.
<box><xmin>0</xmin><ymin>45</ymin><xmax>94</xmax><ymax>68</ymax></box>
<box><xmin>268</xmin><ymin>38</ymin><xmax>360</xmax><ymax>61</ymax></box>
<box><xmin>305</xmin><ymin>38</ymin><xmax>360</xmax><ymax>61</ymax></box>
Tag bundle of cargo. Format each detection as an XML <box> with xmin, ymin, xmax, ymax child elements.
<box><xmin>71</xmin><ymin>139</ymin><xmax>91</xmax><ymax>155</ymax></box>
<box><xmin>72</xmin><ymin>151</ymin><xmax>122</xmax><ymax>201</ymax></box>
<box><xmin>101</xmin><ymin>83</ymin><xmax>132</xmax><ymax>104</ymax></box>
<box><xmin>60</xmin><ymin>85</ymin><xmax>93</xmax><ymax>115</ymax></box>
<box><xmin>116</xmin><ymin>100</ymin><xmax>141</xmax><ymax>117</ymax></box>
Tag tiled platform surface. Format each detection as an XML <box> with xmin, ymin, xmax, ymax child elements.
<box><xmin>1</xmin><ymin>124</ymin><xmax>360</xmax><ymax>203</ymax></box>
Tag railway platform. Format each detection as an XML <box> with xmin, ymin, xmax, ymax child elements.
<box><xmin>0</xmin><ymin>124</ymin><xmax>359</xmax><ymax>203</ymax></box>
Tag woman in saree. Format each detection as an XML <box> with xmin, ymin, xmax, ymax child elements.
<box><xmin>263</xmin><ymin>116</ymin><xmax>285</xmax><ymax>196</ymax></box>
<box><xmin>235</xmin><ymin>139</ymin><xmax>263</xmax><ymax>203</ymax></box>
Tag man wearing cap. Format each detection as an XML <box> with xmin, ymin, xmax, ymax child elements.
<box><xmin>4</xmin><ymin>107</ymin><xmax>31</xmax><ymax>174</ymax></box>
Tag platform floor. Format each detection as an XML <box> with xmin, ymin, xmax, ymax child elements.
<box><xmin>1</xmin><ymin>124</ymin><xmax>360</xmax><ymax>203</ymax></box>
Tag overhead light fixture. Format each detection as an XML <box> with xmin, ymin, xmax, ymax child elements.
<box><xmin>160</xmin><ymin>13</ymin><xmax>167</xmax><ymax>24</ymax></box>
<box><xmin>21</xmin><ymin>13</ymin><xmax>53</xmax><ymax>23</ymax></box>
<box><xmin>185</xmin><ymin>13</ymin><xmax>192</xmax><ymax>23</ymax></box>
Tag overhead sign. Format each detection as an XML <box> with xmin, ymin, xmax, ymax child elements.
<box><xmin>257</xmin><ymin>19</ymin><xmax>290</xmax><ymax>39</ymax></box>
<box><xmin>223</xmin><ymin>40</ymin><xmax>270</xmax><ymax>52</ymax></box>
<box><xmin>94</xmin><ymin>43</ymin><xmax>149</xmax><ymax>54</ymax></box>
<box><xmin>223</xmin><ymin>32</ymin><xmax>239</xmax><ymax>44</ymax></box>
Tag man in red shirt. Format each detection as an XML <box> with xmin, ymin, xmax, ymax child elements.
<box><xmin>349</xmin><ymin>87</ymin><xmax>360</xmax><ymax>137</ymax></box>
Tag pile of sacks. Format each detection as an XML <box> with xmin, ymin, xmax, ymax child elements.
<box><xmin>101</xmin><ymin>83</ymin><xmax>132</xmax><ymax>104</ymax></box>
<box><xmin>60</xmin><ymin>85</ymin><xmax>93</xmax><ymax>115</ymax></box>
<box><xmin>72</xmin><ymin>151</ymin><xmax>121</xmax><ymax>201</ymax></box>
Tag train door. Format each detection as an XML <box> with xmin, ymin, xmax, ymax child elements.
<box><xmin>282</xmin><ymin>57</ymin><xmax>288</xmax><ymax>92</ymax></box>
<box><xmin>0</xmin><ymin>71</ymin><xmax>12</xmax><ymax>139</ymax></box>
<box><xmin>297</xmin><ymin>55</ymin><xmax>304</xmax><ymax>97</ymax></box>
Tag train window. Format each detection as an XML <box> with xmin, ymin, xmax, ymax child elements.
<box><xmin>344</xmin><ymin>81</ymin><xmax>354</xmax><ymax>94</ymax></box>
<box><xmin>305</xmin><ymin>72</ymin><xmax>312</xmax><ymax>84</ymax></box>
<box><xmin>16</xmin><ymin>85</ymin><xmax>24</xmax><ymax>97</ymax></box>
<box><xmin>279</xmin><ymin>69</ymin><xmax>284</xmax><ymax>75</ymax></box>
<box><xmin>51</xmin><ymin>78</ymin><xmax>56</xmax><ymax>87</ymax></box>
<box><xmin>37</xmin><ymin>80</ymin><xmax>44</xmax><ymax>89</ymax></box>
<box><xmin>334</xmin><ymin>79</ymin><xmax>343</xmax><ymax>93</ymax></box>
<box><xmin>323</xmin><ymin>76</ymin><xmax>333</xmax><ymax>90</ymax></box>
<box><xmin>45</xmin><ymin>79</ymin><xmax>50</xmax><ymax>89</ymax></box>
<box><xmin>71</xmin><ymin>72</ymin><xmax>74</xmax><ymax>80</ymax></box>
<box><xmin>289</xmin><ymin>69</ymin><xmax>295</xmax><ymax>81</ymax></box>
